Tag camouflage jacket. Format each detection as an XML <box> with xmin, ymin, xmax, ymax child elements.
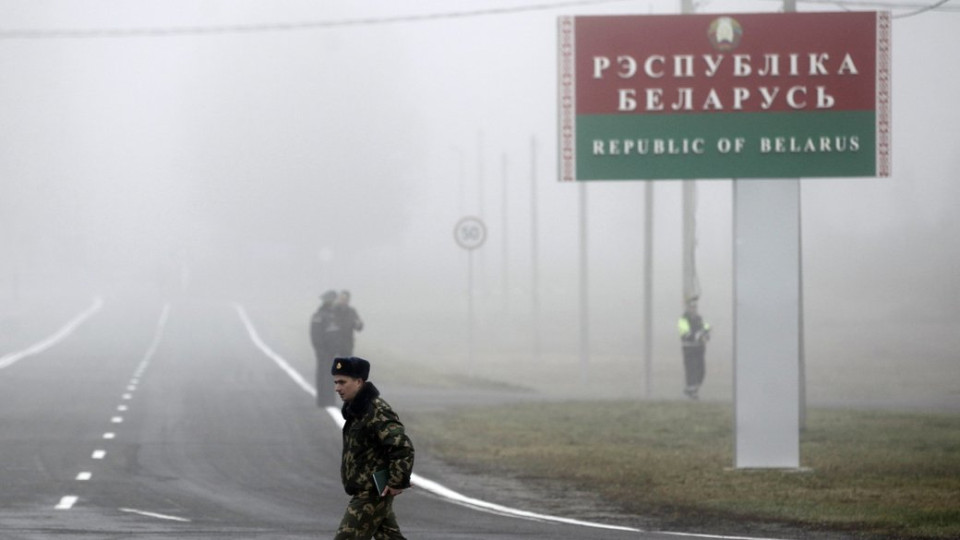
<box><xmin>340</xmin><ymin>382</ymin><xmax>414</xmax><ymax>496</ymax></box>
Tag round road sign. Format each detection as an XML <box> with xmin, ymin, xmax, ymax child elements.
<box><xmin>454</xmin><ymin>216</ymin><xmax>487</xmax><ymax>251</ymax></box>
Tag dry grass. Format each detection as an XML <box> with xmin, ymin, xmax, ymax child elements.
<box><xmin>410</xmin><ymin>401</ymin><xmax>960</xmax><ymax>539</ymax></box>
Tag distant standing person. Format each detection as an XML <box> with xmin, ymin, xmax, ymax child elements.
<box><xmin>335</xmin><ymin>290</ymin><xmax>364</xmax><ymax>357</ymax></box>
<box><xmin>331</xmin><ymin>357</ymin><xmax>414</xmax><ymax>540</ymax></box>
<box><xmin>678</xmin><ymin>298</ymin><xmax>711</xmax><ymax>400</ymax></box>
<box><xmin>311</xmin><ymin>290</ymin><xmax>341</xmax><ymax>407</ymax></box>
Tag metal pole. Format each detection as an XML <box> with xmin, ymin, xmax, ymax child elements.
<box><xmin>682</xmin><ymin>181</ymin><xmax>700</xmax><ymax>303</ymax></box>
<box><xmin>643</xmin><ymin>182</ymin><xmax>654</xmax><ymax>398</ymax></box>
<box><xmin>468</xmin><ymin>249</ymin><xmax>476</xmax><ymax>376</ymax></box>
<box><xmin>799</xmin><ymin>186</ymin><xmax>807</xmax><ymax>431</ymax></box>
<box><xmin>477</xmin><ymin>131</ymin><xmax>486</xmax><ymax>298</ymax></box>
<box><xmin>477</xmin><ymin>131</ymin><xmax>485</xmax><ymax>219</ymax></box>
<box><xmin>502</xmin><ymin>153</ymin><xmax>509</xmax><ymax>313</ymax></box>
<box><xmin>680</xmin><ymin>1</ymin><xmax>700</xmax><ymax>306</ymax></box>
<box><xmin>579</xmin><ymin>182</ymin><xmax>589</xmax><ymax>374</ymax></box>
<box><xmin>457</xmin><ymin>147</ymin><xmax>466</xmax><ymax>216</ymax></box>
<box><xmin>531</xmin><ymin>136</ymin><xmax>541</xmax><ymax>359</ymax></box>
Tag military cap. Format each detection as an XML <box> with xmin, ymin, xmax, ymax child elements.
<box><xmin>331</xmin><ymin>356</ymin><xmax>370</xmax><ymax>380</ymax></box>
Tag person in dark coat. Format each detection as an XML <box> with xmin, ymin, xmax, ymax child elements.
<box><xmin>332</xmin><ymin>357</ymin><xmax>414</xmax><ymax>540</ymax></box>
<box><xmin>310</xmin><ymin>290</ymin><xmax>340</xmax><ymax>407</ymax></box>
<box><xmin>334</xmin><ymin>290</ymin><xmax>364</xmax><ymax>357</ymax></box>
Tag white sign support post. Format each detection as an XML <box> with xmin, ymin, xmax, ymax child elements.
<box><xmin>733</xmin><ymin>179</ymin><xmax>801</xmax><ymax>468</ymax></box>
<box><xmin>455</xmin><ymin>217</ymin><xmax>487</xmax><ymax>376</ymax></box>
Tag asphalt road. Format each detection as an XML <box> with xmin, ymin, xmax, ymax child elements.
<box><xmin>0</xmin><ymin>297</ymin><xmax>717</xmax><ymax>540</ymax></box>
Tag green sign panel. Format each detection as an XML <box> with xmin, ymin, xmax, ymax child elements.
<box><xmin>558</xmin><ymin>12</ymin><xmax>891</xmax><ymax>181</ymax></box>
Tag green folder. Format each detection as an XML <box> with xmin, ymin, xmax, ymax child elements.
<box><xmin>372</xmin><ymin>469</ymin><xmax>389</xmax><ymax>497</ymax></box>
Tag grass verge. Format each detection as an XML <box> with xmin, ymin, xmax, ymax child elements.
<box><xmin>408</xmin><ymin>401</ymin><xmax>960</xmax><ymax>539</ymax></box>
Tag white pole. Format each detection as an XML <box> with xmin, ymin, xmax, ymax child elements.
<box><xmin>467</xmin><ymin>249</ymin><xmax>476</xmax><ymax>376</ymax></box>
<box><xmin>502</xmin><ymin>154</ymin><xmax>509</xmax><ymax>314</ymax></box>
<box><xmin>579</xmin><ymin>182</ymin><xmax>589</xmax><ymax>375</ymax></box>
<box><xmin>531</xmin><ymin>137</ymin><xmax>541</xmax><ymax>359</ymax></box>
<box><xmin>643</xmin><ymin>182</ymin><xmax>654</xmax><ymax>398</ymax></box>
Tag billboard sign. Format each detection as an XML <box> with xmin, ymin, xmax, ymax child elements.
<box><xmin>558</xmin><ymin>12</ymin><xmax>891</xmax><ymax>181</ymax></box>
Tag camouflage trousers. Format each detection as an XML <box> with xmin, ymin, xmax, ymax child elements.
<box><xmin>334</xmin><ymin>493</ymin><xmax>405</xmax><ymax>540</ymax></box>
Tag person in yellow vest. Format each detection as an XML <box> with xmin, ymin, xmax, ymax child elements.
<box><xmin>678</xmin><ymin>298</ymin><xmax>711</xmax><ymax>400</ymax></box>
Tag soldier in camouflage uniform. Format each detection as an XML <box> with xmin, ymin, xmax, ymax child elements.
<box><xmin>331</xmin><ymin>357</ymin><xmax>414</xmax><ymax>540</ymax></box>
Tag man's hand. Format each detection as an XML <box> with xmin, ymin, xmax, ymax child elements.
<box><xmin>381</xmin><ymin>486</ymin><xmax>404</xmax><ymax>497</ymax></box>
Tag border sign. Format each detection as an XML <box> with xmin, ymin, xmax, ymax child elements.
<box><xmin>558</xmin><ymin>12</ymin><xmax>891</xmax><ymax>181</ymax></box>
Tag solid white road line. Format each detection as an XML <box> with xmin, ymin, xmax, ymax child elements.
<box><xmin>236</xmin><ymin>302</ymin><xmax>793</xmax><ymax>540</ymax></box>
<box><xmin>119</xmin><ymin>507</ymin><xmax>191</xmax><ymax>522</ymax></box>
<box><xmin>322</xmin><ymin>405</ymin><xmax>641</xmax><ymax>533</ymax></box>
<box><xmin>233</xmin><ymin>304</ymin><xmax>316</xmax><ymax>398</ymax></box>
<box><xmin>235</xmin><ymin>303</ymin><xmax>640</xmax><ymax>533</ymax></box>
<box><xmin>0</xmin><ymin>297</ymin><xmax>104</xmax><ymax>370</ymax></box>
<box><xmin>657</xmin><ymin>533</ymin><xmax>793</xmax><ymax>540</ymax></box>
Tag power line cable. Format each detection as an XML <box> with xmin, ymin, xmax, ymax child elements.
<box><xmin>763</xmin><ymin>0</ymin><xmax>959</xmax><ymax>16</ymax></box>
<box><xmin>0</xmin><ymin>0</ymin><xmax>639</xmax><ymax>40</ymax></box>
<box><xmin>886</xmin><ymin>0</ymin><xmax>953</xmax><ymax>18</ymax></box>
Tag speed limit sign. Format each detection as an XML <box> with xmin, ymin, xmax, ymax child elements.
<box><xmin>454</xmin><ymin>216</ymin><xmax>487</xmax><ymax>251</ymax></box>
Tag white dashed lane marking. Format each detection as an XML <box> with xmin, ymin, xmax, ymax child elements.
<box><xmin>55</xmin><ymin>496</ymin><xmax>78</xmax><ymax>510</ymax></box>
<box><xmin>49</xmin><ymin>303</ymin><xmax>171</xmax><ymax>511</ymax></box>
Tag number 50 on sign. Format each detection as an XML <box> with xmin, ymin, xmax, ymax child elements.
<box><xmin>454</xmin><ymin>217</ymin><xmax>487</xmax><ymax>251</ymax></box>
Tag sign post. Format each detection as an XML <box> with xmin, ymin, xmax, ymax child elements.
<box><xmin>454</xmin><ymin>217</ymin><xmax>487</xmax><ymax>374</ymax></box>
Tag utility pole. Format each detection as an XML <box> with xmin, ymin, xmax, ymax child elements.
<box><xmin>530</xmin><ymin>137</ymin><xmax>541</xmax><ymax>360</ymax></box>
<box><xmin>643</xmin><ymin>182</ymin><xmax>654</xmax><ymax>398</ymax></box>
<box><xmin>502</xmin><ymin>153</ymin><xmax>509</xmax><ymax>314</ymax></box>
<box><xmin>578</xmin><ymin>182</ymin><xmax>589</xmax><ymax>376</ymax></box>
<box><xmin>681</xmin><ymin>0</ymin><xmax>700</xmax><ymax>306</ymax></box>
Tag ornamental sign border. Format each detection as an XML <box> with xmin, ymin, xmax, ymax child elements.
<box><xmin>558</xmin><ymin>15</ymin><xmax>578</xmax><ymax>182</ymax></box>
<box><xmin>876</xmin><ymin>11</ymin><xmax>891</xmax><ymax>177</ymax></box>
<box><xmin>557</xmin><ymin>12</ymin><xmax>892</xmax><ymax>182</ymax></box>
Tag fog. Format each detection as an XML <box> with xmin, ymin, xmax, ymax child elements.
<box><xmin>2</xmin><ymin>1</ymin><xmax>958</xmax><ymax>407</ymax></box>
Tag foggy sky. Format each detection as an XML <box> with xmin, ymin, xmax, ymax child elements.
<box><xmin>2</xmin><ymin>1</ymin><xmax>958</xmax><ymax>377</ymax></box>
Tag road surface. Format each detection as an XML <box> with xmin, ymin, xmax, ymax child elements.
<box><xmin>0</xmin><ymin>296</ymin><xmax>723</xmax><ymax>540</ymax></box>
